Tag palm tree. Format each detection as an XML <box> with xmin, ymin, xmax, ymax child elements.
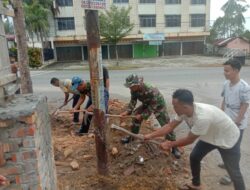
<box><xmin>221</xmin><ymin>0</ymin><xmax>249</xmax><ymax>37</ymax></box>
<box><xmin>24</xmin><ymin>0</ymin><xmax>51</xmax><ymax>62</ymax></box>
<box><xmin>12</xmin><ymin>0</ymin><xmax>33</xmax><ymax>93</ymax></box>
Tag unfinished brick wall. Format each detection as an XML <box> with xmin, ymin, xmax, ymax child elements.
<box><xmin>0</xmin><ymin>95</ymin><xmax>57</xmax><ymax>190</ymax></box>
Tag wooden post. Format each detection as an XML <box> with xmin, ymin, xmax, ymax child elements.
<box><xmin>85</xmin><ymin>10</ymin><xmax>109</xmax><ymax>175</ymax></box>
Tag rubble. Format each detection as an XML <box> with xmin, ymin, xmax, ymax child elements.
<box><xmin>64</xmin><ymin>148</ymin><xmax>73</xmax><ymax>158</ymax></box>
<box><xmin>70</xmin><ymin>160</ymin><xmax>80</xmax><ymax>170</ymax></box>
<box><xmin>111</xmin><ymin>147</ymin><xmax>118</xmax><ymax>156</ymax></box>
<box><xmin>50</xmin><ymin>99</ymin><xmax>189</xmax><ymax>190</ymax></box>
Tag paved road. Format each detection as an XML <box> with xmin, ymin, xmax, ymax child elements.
<box><xmin>31</xmin><ymin>66</ymin><xmax>250</xmax><ymax>189</ymax></box>
<box><xmin>31</xmin><ymin>66</ymin><xmax>250</xmax><ymax>104</ymax></box>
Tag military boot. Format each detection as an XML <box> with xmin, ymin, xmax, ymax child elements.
<box><xmin>172</xmin><ymin>147</ymin><xmax>181</xmax><ymax>159</ymax></box>
<box><xmin>121</xmin><ymin>136</ymin><xmax>133</xmax><ymax>144</ymax></box>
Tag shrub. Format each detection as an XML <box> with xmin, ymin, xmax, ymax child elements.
<box><xmin>28</xmin><ymin>48</ymin><xmax>42</xmax><ymax>68</ymax></box>
<box><xmin>9</xmin><ymin>47</ymin><xmax>42</xmax><ymax>68</ymax></box>
<box><xmin>9</xmin><ymin>47</ymin><xmax>17</xmax><ymax>60</ymax></box>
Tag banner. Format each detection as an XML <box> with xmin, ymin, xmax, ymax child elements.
<box><xmin>143</xmin><ymin>33</ymin><xmax>165</xmax><ymax>41</ymax></box>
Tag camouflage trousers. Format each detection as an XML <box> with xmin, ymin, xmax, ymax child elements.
<box><xmin>131</xmin><ymin>104</ymin><xmax>176</xmax><ymax>141</ymax></box>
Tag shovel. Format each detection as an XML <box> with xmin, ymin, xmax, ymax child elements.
<box><xmin>110</xmin><ymin>124</ymin><xmax>161</xmax><ymax>146</ymax></box>
<box><xmin>57</xmin><ymin>109</ymin><xmax>136</xmax><ymax>118</ymax></box>
<box><xmin>52</xmin><ymin>96</ymin><xmax>74</xmax><ymax>116</ymax></box>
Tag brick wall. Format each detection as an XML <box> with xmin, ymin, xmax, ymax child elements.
<box><xmin>0</xmin><ymin>95</ymin><xmax>57</xmax><ymax>190</ymax></box>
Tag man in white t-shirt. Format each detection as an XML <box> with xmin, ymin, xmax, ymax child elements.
<box><xmin>218</xmin><ymin>59</ymin><xmax>250</xmax><ymax>185</ymax></box>
<box><xmin>50</xmin><ymin>77</ymin><xmax>80</xmax><ymax>123</ymax></box>
<box><xmin>144</xmin><ymin>89</ymin><xmax>245</xmax><ymax>190</ymax></box>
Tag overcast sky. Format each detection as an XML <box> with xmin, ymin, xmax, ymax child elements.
<box><xmin>210</xmin><ymin>0</ymin><xmax>250</xmax><ymax>29</ymax></box>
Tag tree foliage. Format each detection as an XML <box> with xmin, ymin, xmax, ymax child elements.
<box><xmin>209</xmin><ymin>0</ymin><xmax>249</xmax><ymax>42</ymax></box>
<box><xmin>99</xmin><ymin>5</ymin><xmax>134</xmax><ymax>44</ymax></box>
<box><xmin>99</xmin><ymin>5</ymin><xmax>134</xmax><ymax>65</ymax></box>
<box><xmin>242</xmin><ymin>30</ymin><xmax>250</xmax><ymax>41</ymax></box>
<box><xmin>24</xmin><ymin>0</ymin><xmax>51</xmax><ymax>46</ymax></box>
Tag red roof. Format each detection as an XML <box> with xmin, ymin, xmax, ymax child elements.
<box><xmin>214</xmin><ymin>37</ymin><xmax>250</xmax><ymax>47</ymax></box>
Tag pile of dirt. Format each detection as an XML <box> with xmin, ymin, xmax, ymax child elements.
<box><xmin>50</xmin><ymin>99</ymin><xmax>191</xmax><ymax>190</ymax></box>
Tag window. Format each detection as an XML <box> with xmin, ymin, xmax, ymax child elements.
<box><xmin>165</xmin><ymin>0</ymin><xmax>181</xmax><ymax>4</ymax></box>
<box><xmin>57</xmin><ymin>17</ymin><xmax>75</xmax><ymax>30</ymax></box>
<box><xmin>190</xmin><ymin>14</ymin><xmax>205</xmax><ymax>27</ymax></box>
<box><xmin>56</xmin><ymin>0</ymin><xmax>73</xmax><ymax>6</ymax></box>
<box><xmin>139</xmin><ymin>15</ymin><xmax>156</xmax><ymax>27</ymax></box>
<box><xmin>113</xmin><ymin>0</ymin><xmax>129</xmax><ymax>3</ymax></box>
<box><xmin>140</xmin><ymin>0</ymin><xmax>155</xmax><ymax>3</ymax></box>
<box><xmin>191</xmin><ymin>0</ymin><xmax>206</xmax><ymax>4</ymax></box>
<box><xmin>165</xmin><ymin>15</ymin><xmax>181</xmax><ymax>27</ymax></box>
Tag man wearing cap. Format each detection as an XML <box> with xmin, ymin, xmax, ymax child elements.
<box><xmin>71</xmin><ymin>76</ymin><xmax>109</xmax><ymax>134</ymax></box>
<box><xmin>120</xmin><ymin>74</ymin><xmax>181</xmax><ymax>159</ymax></box>
<box><xmin>50</xmin><ymin>77</ymin><xmax>80</xmax><ymax>124</ymax></box>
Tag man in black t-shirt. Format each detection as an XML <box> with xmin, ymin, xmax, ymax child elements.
<box><xmin>72</xmin><ymin>66</ymin><xmax>109</xmax><ymax>134</ymax></box>
<box><xmin>103</xmin><ymin>66</ymin><xmax>110</xmax><ymax>91</ymax></box>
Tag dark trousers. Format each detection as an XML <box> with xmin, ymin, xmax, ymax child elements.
<box><xmin>131</xmin><ymin>105</ymin><xmax>176</xmax><ymax>141</ymax></box>
<box><xmin>79</xmin><ymin>89</ymin><xmax>109</xmax><ymax>133</ymax></box>
<box><xmin>72</xmin><ymin>94</ymin><xmax>80</xmax><ymax>122</ymax></box>
<box><xmin>190</xmin><ymin>134</ymin><xmax>245</xmax><ymax>190</ymax></box>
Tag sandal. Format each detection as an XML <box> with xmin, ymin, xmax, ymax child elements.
<box><xmin>219</xmin><ymin>175</ymin><xmax>232</xmax><ymax>185</ymax></box>
<box><xmin>218</xmin><ymin>163</ymin><xmax>226</xmax><ymax>169</ymax></box>
<box><xmin>178</xmin><ymin>183</ymin><xmax>202</xmax><ymax>190</ymax></box>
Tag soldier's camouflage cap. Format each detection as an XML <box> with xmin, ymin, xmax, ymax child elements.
<box><xmin>124</xmin><ymin>74</ymin><xmax>141</xmax><ymax>88</ymax></box>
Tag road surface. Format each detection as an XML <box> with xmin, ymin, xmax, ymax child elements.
<box><xmin>31</xmin><ymin>66</ymin><xmax>250</xmax><ymax>190</ymax></box>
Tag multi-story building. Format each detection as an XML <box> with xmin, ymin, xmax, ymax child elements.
<box><xmin>45</xmin><ymin>0</ymin><xmax>210</xmax><ymax>61</ymax></box>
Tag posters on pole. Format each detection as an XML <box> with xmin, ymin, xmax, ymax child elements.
<box><xmin>81</xmin><ymin>0</ymin><xmax>107</xmax><ymax>10</ymax></box>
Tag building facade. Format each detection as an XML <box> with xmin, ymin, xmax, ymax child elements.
<box><xmin>45</xmin><ymin>0</ymin><xmax>210</xmax><ymax>61</ymax></box>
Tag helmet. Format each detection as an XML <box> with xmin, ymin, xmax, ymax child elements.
<box><xmin>71</xmin><ymin>76</ymin><xmax>83</xmax><ymax>91</ymax></box>
<box><xmin>124</xmin><ymin>74</ymin><xmax>142</xmax><ymax>88</ymax></box>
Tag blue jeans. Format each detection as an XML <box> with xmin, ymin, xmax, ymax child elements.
<box><xmin>190</xmin><ymin>137</ymin><xmax>245</xmax><ymax>190</ymax></box>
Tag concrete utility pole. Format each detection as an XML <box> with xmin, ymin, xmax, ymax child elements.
<box><xmin>85</xmin><ymin>9</ymin><xmax>109</xmax><ymax>175</ymax></box>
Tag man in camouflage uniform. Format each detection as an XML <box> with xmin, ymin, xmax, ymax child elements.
<box><xmin>120</xmin><ymin>74</ymin><xmax>181</xmax><ymax>158</ymax></box>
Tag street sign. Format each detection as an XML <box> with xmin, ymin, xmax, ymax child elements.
<box><xmin>149</xmin><ymin>41</ymin><xmax>162</xmax><ymax>46</ymax></box>
<box><xmin>81</xmin><ymin>0</ymin><xmax>107</xmax><ymax>10</ymax></box>
<box><xmin>143</xmin><ymin>33</ymin><xmax>165</xmax><ymax>41</ymax></box>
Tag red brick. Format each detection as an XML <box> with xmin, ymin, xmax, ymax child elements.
<box><xmin>2</xmin><ymin>143</ymin><xmax>10</xmax><ymax>152</ymax></box>
<box><xmin>30</xmin><ymin>184</ymin><xmax>42</xmax><ymax>190</ymax></box>
<box><xmin>5</xmin><ymin>153</ymin><xmax>23</xmax><ymax>163</ymax></box>
<box><xmin>15</xmin><ymin>175</ymin><xmax>21</xmax><ymax>184</ymax></box>
<box><xmin>22</xmin><ymin>150</ymin><xmax>37</xmax><ymax>160</ymax></box>
<box><xmin>2</xmin><ymin>143</ymin><xmax>19</xmax><ymax>153</ymax></box>
<box><xmin>19</xmin><ymin>114</ymin><xmax>37</xmax><ymax>124</ymax></box>
<box><xmin>25</xmin><ymin>125</ymin><xmax>36</xmax><ymax>136</ymax></box>
<box><xmin>0</xmin><ymin>120</ymin><xmax>14</xmax><ymax>128</ymax></box>
<box><xmin>9</xmin><ymin>128</ymin><xmax>25</xmax><ymax>138</ymax></box>
<box><xmin>0</xmin><ymin>166</ymin><xmax>20</xmax><ymax>175</ymax></box>
<box><xmin>11</xmin><ymin>153</ymin><xmax>17</xmax><ymax>162</ymax></box>
<box><xmin>23</xmin><ymin>161</ymin><xmax>38</xmax><ymax>172</ymax></box>
<box><xmin>0</xmin><ymin>144</ymin><xmax>6</xmax><ymax>166</ymax></box>
<box><xmin>20</xmin><ymin>172</ymin><xmax>39</xmax><ymax>184</ymax></box>
<box><xmin>22</xmin><ymin>139</ymin><xmax>35</xmax><ymax>148</ymax></box>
